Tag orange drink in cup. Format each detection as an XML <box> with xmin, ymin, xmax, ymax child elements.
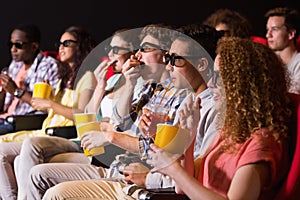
<box><xmin>144</xmin><ymin>105</ymin><xmax>170</xmax><ymax>138</ymax></box>
<box><xmin>154</xmin><ymin>124</ymin><xmax>189</xmax><ymax>154</ymax></box>
<box><xmin>32</xmin><ymin>82</ymin><xmax>52</xmax><ymax>99</ymax></box>
<box><xmin>154</xmin><ymin>124</ymin><xmax>179</xmax><ymax>148</ymax></box>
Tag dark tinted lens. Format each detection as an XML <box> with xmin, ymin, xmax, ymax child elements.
<box><xmin>163</xmin><ymin>54</ymin><xmax>171</xmax><ymax>65</ymax></box>
<box><xmin>62</xmin><ymin>40</ymin><xmax>72</xmax><ymax>47</ymax></box>
<box><xmin>8</xmin><ymin>42</ymin><xmax>25</xmax><ymax>49</ymax></box>
<box><xmin>105</xmin><ymin>46</ymin><xmax>120</xmax><ymax>54</ymax></box>
<box><xmin>56</xmin><ymin>40</ymin><xmax>77</xmax><ymax>48</ymax></box>
<box><xmin>166</xmin><ymin>53</ymin><xmax>197</xmax><ymax>67</ymax></box>
<box><xmin>164</xmin><ymin>53</ymin><xmax>177</xmax><ymax>66</ymax></box>
<box><xmin>105</xmin><ymin>45</ymin><xmax>130</xmax><ymax>55</ymax></box>
<box><xmin>140</xmin><ymin>46</ymin><xmax>153</xmax><ymax>52</ymax></box>
<box><xmin>112</xmin><ymin>46</ymin><xmax>120</xmax><ymax>54</ymax></box>
<box><xmin>139</xmin><ymin>47</ymin><xmax>145</xmax><ymax>52</ymax></box>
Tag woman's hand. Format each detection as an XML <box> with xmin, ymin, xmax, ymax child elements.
<box><xmin>146</xmin><ymin>144</ymin><xmax>182</xmax><ymax>175</ymax></box>
<box><xmin>31</xmin><ymin>97</ymin><xmax>51</xmax><ymax>111</ymax></box>
<box><xmin>122</xmin><ymin>55</ymin><xmax>141</xmax><ymax>88</ymax></box>
<box><xmin>179</xmin><ymin>94</ymin><xmax>201</xmax><ymax>133</ymax></box>
<box><xmin>94</xmin><ymin>60</ymin><xmax>111</xmax><ymax>88</ymax></box>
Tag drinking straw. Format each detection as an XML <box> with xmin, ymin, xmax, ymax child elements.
<box><xmin>156</xmin><ymin>80</ymin><xmax>172</xmax><ymax>112</ymax></box>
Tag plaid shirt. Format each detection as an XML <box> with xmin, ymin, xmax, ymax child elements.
<box><xmin>112</xmin><ymin>78</ymin><xmax>192</xmax><ymax>135</ymax></box>
<box><xmin>4</xmin><ymin>52</ymin><xmax>59</xmax><ymax>115</ymax></box>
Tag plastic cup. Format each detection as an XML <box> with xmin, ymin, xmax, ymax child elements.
<box><xmin>76</xmin><ymin>121</ymin><xmax>105</xmax><ymax>156</ymax></box>
<box><xmin>74</xmin><ymin>113</ymin><xmax>104</xmax><ymax>156</ymax></box>
<box><xmin>154</xmin><ymin>124</ymin><xmax>179</xmax><ymax>148</ymax></box>
<box><xmin>32</xmin><ymin>82</ymin><xmax>52</xmax><ymax>99</ymax></box>
<box><xmin>154</xmin><ymin>124</ymin><xmax>189</xmax><ymax>154</ymax></box>
<box><xmin>144</xmin><ymin>105</ymin><xmax>170</xmax><ymax>137</ymax></box>
<box><xmin>74</xmin><ymin>113</ymin><xmax>96</xmax><ymax>124</ymax></box>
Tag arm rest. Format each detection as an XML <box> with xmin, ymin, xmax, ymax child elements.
<box><xmin>138</xmin><ymin>187</ymin><xmax>189</xmax><ymax>200</ymax></box>
<box><xmin>91</xmin><ymin>144</ymin><xmax>126</xmax><ymax>168</ymax></box>
<box><xmin>6</xmin><ymin>114</ymin><xmax>48</xmax><ymax>131</ymax></box>
<box><xmin>45</xmin><ymin>125</ymin><xmax>77</xmax><ymax>139</ymax></box>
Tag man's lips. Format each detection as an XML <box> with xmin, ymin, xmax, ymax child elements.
<box><xmin>11</xmin><ymin>54</ymin><xmax>19</xmax><ymax>59</ymax></box>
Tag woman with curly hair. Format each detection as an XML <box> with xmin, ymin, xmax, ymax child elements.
<box><xmin>203</xmin><ymin>8</ymin><xmax>252</xmax><ymax>39</ymax></box>
<box><xmin>0</xmin><ymin>26</ymin><xmax>98</xmax><ymax>200</ymax></box>
<box><xmin>147</xmin><ymin>37</ymin><xmax>291</xmax><ymax>200</ymax></box>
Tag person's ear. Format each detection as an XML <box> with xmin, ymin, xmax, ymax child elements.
<box><xmin>31</xmin><ymin>42</ymin><xmax>39</xmax><ymax>52</ymax></box>
<box><xmin>197</xmin><ymin>58</ymin><xmax>208</xmax><ymax>72</ymax></box>
<box><xmin>288</xmin><ymin>28</ymin><xmax>296</xmax><ymax>41</ymax></box>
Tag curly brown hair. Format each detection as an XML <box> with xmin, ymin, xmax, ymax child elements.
<box><xmin>203</xmin><ymin>8</ymin><xmax>252</xmax><ymax>39</ymax></box>
<box><xmin>217</xmin><ymin>37</ymin><xmax>290</xmax><ymax>144</ymax></box>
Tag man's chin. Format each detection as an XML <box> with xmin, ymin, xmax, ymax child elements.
<box><xmin>267</xmin><ymin>45</ymin><xmax>280</xmax><ymax>51</ymax></box>
<box><xmin>12</xmin><ymin>56</ymin><xmax>21</xmax><ymax>62</ymax></box>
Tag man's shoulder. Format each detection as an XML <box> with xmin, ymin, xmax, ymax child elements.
<box><xmin>288</xmin><ymin>52</ymin><xmax>300</xmax><ymax>69</ymax></box>
<box><xmin>290</xmin><ymin>52</ymin><xmax>300</xmax><ymax>62</ymax></box>
<box><xmin>40</xmin><ymin>53</ymin><xmax>59</xmax><ymax>65</ymax></box>
<box><xmin>33</xmin><ymin>52</ymin><xmax>57</xmax><ymax>66</ymax></box>
<box><xmin>32</xmin><ymin>54</ymin><xmax>59</xmax><ymax>82</ymax></box>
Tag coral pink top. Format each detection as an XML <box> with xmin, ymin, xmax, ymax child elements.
<box><xmin>197</xmin><ymin>128</ymin><xmax>289</xmax><ymax>199</ymax></box>
<box><xmin>0</xmin><ymin>64</ymin><xmax>29</xmax><ymax>118</ymax></box>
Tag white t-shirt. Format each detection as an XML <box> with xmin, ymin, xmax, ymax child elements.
<box><xmin>100</xmin><ymin>95</ymin><xmax>114</xmax><ymax>119</ymax></box>
<box><xmin>287</xmin><ymin>52</ymin><xmax>300</xmax><ymax>94</ymax></box>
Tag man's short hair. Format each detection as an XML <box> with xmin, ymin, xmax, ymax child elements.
<box><xmin>12</xmin><ymin>24</ymin><xmax>41</xmax><ymax>43</ymax></box>
<box><xmin>265</xmin><ymin>7</ymin><xmax>300</xmax><ymax>40</ymax></box>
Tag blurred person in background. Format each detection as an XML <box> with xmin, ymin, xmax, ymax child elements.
<box><xmin>0</xmin><ymin>24</ymin><xmax>59</xmax><ymax>135</ymax></box>
<box><xmin>265</xmin><ymin>6</ymin><xmax>300</xmax><ymax>94</ymax></box>
<box><xmin>203</xmin><ymin>8</ymin><xmax>252</xmax><ymax>38</ymax></box>
<box><xmin>0</xmin><ymin>25</ymin><xmax>98</xmax><ymax>200</ymax></box>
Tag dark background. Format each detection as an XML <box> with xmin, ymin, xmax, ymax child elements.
<box><xmin>1</xmin><ymin>0</ymin><xmax>299</xmax><ymax>68</ymax></box>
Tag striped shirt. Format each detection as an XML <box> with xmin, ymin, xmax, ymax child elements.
<box><xmin>112</xmin><ymin>78</ymin><xmax>192</xmax><ymax>135</ymax></box>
